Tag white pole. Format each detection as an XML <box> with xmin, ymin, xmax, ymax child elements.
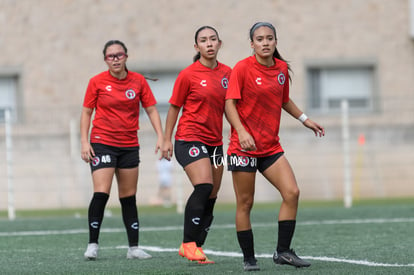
<box><xmin>341</xmin><ymin>99</ymin><xmax>352</xmax><ymax>208</ymax></box>
<box><xmin>5</xmin><ymin>108</ymin><xmax>16</xmax><ymax>220</ymax></box>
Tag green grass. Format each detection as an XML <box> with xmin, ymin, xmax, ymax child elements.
<box><xmin>1</xmin><ymin>199</ymin><xmax>414</xmax><ymax>274</ymax></box>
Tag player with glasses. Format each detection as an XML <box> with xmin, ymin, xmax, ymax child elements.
<box><xmin>80</xmin><ymin>39</ymin><xmax>163</xmax><ymax>260</ymax></box>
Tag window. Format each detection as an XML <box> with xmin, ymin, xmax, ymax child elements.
<box><xmin>0</xmin><ymin>76</ymin><xmax>18</xmax><ymax>122</ymax></box>
<box><xmin>307</xmin><ymin>65</ymin><xmax>376</xmax><ymax>114</ymax></box>
<box><xmin>139</xmin><ymin>71</ymin><xmax>179</xmax><ymax>114</ymax></box>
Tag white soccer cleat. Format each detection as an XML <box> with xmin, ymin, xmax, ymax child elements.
<box><xmin>84</xmin><ymin>243</ymin><xmax>99</xmax><ymax>260</ymax></box>
<box><xmin>126</xmin><ymin>246</ymin><xmax>152</xmax><ymax>259</ymax></box>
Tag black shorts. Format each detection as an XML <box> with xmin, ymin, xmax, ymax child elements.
<box><xmin>89</xmin><ymin>143</ymin><xmax>140</xmax><ymax>172</ymax></box>
<box><xmin>227</xmin><ymin>152</ymin><xmax>284</xmax><ymax>173</ymax></box>
<box><xmin>174</xmin><ymin>140</ymin><xmax>224</xmax><ymax>168</ymax></box>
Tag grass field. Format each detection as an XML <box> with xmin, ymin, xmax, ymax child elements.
<box><xmin>1</xmin><ymin>199</ymin><xmax>414</xmax><ymax>274</ymax></box>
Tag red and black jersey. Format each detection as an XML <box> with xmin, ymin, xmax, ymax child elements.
<box><xmin>226</xmin><ymin>56</ymin><xmax>290</xmax><ymax>157</ymax></box>
<box><xmin>83</xmin><ymin>70</ymin><xmax>157</xmax><ymax>147</ymax></box>
<box><xmin>169</xmin><ymin>60</ymin><xmax>231</xmax><ymax>146</ymax></box>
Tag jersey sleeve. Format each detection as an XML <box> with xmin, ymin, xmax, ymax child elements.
<box><xmin>83</xmin><ymin>78</ymin><xmax>98</xmax><ymax>109</ymax></box>
<box><xmin>140</xmin><ymin>77</ymin><xmax>157</xmax><ymax>108</ymax></box>
<box><xmin>169</xmin><ymin>70</ymin><xmax>190</xmax><ymax>107</ymax></box>
<box><xmin>226</xmin><ymin>62</ymin><xmax>244</xmax><ymax>100</ymax></box>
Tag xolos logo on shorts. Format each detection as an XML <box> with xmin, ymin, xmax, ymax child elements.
<box><xmin>91</xmin><ymin>157</ymin><xmax>100</xmax><ymax>166</ymax></box>
<box><xmin>239</xmin><ymin>156</ymin><xmax>250</xmax><ymax>167</ymax></box>
<box><xmin>189</xmin><ymin>146</ymin><xmax>200</xmax><ymax>157</ymax></box>
<box><xmin>125</xmin><ymin>89</ymin><xmax>136</xmax><ymax>99</ymax></box>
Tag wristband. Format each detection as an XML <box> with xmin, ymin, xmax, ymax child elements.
<box><xmin>298</xmin><ymin>113</ymin><xmax>308</xmax><ymax>123</ymax></box>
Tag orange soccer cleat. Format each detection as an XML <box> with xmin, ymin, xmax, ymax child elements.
<box><xmin>196</xmin><ymin>247</ymin><xmax>215</xmax><ymax>264</ymax></box>
<box><xmin>178</xmin><ymin>242</ymin><xmax>206</xmax><ymax>261</ymax></box>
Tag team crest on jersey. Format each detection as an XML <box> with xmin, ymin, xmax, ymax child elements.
<box><xmin>277</xmin><ymin>72</ymin><xmax>286</xmax><ymax>85</ymax></box>
<box><xmin>221</xmin><ymin>77</ymin><xmax>228</xmax><ymax>89</ymax></box>
<box><xmin>189</xmin><ymin>146</ymin><xmax>200</xmax><ymax>157</ymax></box>
<box><xmin>91</xmin><ymin>156</ymin><xmax>100</xmax><ymax>166</ymax></box>
<box><xmin>125</xmin><ymin>89</ymin><xmax>136</xmax><ymax>99</ymax></box>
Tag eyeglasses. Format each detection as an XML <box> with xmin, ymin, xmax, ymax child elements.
<box><xmin>105</xmin><ymin>52</ymin><xmax>127</xmax><ymax>61</ymax></box>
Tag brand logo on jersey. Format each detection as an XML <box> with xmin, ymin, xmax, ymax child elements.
<box><xmin>192</xmin><ymin>217</ymin><xmax>200</xmax><ymax>225</ymax></box>
<box><xmin>277</xmin><ymin>72</ymin><xmax>286</xmax><ymax>85</ymax></box>
<box><xmin>255</xmin><ymin>77</ymin><xmax>262</xmax><ymax>85</ymax></box>
<box><xmin>91</xmin><ymin>157</ymin><xmax>100</xmax><ymax>166</ymax></box>
<box><xmin>200</xmin><ymin>80</ymin><xmax>207</xmax><ymax>87</ymax></box>
<box><xmin>106</xmin><ymin>85</ymin><xmax>112</xmax><ymax>91</ymax></box>
<box><xmin>189</xmin><ymin>146</ymin><xmax>200</xmax><ymax>157</ymax></box>
<box><xmin>125</xmin><ymin>89</ymin><xmax>136</xmax><ymax>99</ymax></box>
<box><xmin>221</xmin><ymin>77</ymin><xmax>228</xmax><ymax>89</ymax></box>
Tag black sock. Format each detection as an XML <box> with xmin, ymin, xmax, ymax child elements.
<box><xmin>196</xmin><ymin>197</ymin><xmax>216</xmax><ymax>247</ymax></box>
<box><xmin>237</xmin><ymin>229</ymin><xmax>255</xmax><ymax>261</ymax></box>
<box><xmin>277</xmin><ymin>220</ymin><xmax>296</xmax><ymax>253</ymax></box>
<box><xmin>120</xmin><ymin>195</ymin><xmax>139</xmax><ymax>247</ymax></box>
<box><xmin>87</xmin><ymin>192</ymin><xmax>109</xmax><ymax>244</ymax></box>
<box><xmin>183</xmin><ymin>184</ymin><xmax>213</xmax><ymax>243</ymax></box>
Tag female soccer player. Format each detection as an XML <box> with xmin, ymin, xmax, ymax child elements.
<box><xmin>80</xmin><ymin>40</ymin><xmax>163</xmax><ymax>260</ymax></box>
<box><xmin>225</xmin><ymin>22</ymin><xmax>325</xmax><ymax>271</ymax></box>
<box><xmin>162</xmin><ymin>26</ymin><xmax>231</xmax><ymax>264</ymax></box>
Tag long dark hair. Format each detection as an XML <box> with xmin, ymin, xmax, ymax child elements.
<box><xmin>249</xmin><ymin>22</ymin><xmax>292</xmax><ymax>79</ymax></box>
<box><xmin>193</xmin><ymin>26</ymin><xmax>221</xmax><ymax>63</ymax></box>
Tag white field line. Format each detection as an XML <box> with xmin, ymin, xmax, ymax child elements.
<box><xmin>2</xmin><ymin>217</ymin><xmax>413</xmax><ymax>237</ymax></box>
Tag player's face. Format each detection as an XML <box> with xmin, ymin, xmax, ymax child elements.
<box><xmin>194</xmin><ymin>28</ymin><xmax>221</xmax><ymax>61</ymax></box>
<box><xmin>251</xmin><ymin>26</ymin><xmax>277</xmax><ymax>59</ymax></box>
<box><xmin>104</xmin><ymin>44</ymin><xmax>128</xmax><ymax>74</ymax></box>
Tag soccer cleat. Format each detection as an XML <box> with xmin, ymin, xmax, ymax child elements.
<box><xmin>273</xmin><ymin>249</ymin><xmax>311</xmax><ymax>268</ymax></box>
<box><xmin>178</xmin><ymin>242</ymin><xmax>206</xmax><ymax>261</ymax></box>
<box><xmin>243</xmin><ymin>257</ymin><xmax>260</xmax><ymax>271</ymax></box>
<box><xmin>84</xmin><ymin>243</ymin><xmax>99</xmax><ymax>260</ymax></box>
<box><xmin>127</xmin><ymin>246</ymin><xmax>152</xmax><ymax>259</ymax></box>
<box><xmin>197</xmin><ymin>247</ymin><xmax>215</xmax><ymax>264</ymax></box>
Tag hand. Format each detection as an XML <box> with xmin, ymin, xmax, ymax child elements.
<box><xmin>161</xmin><ymin>140</ymin><xmax>174</xmax><ymax>161</ymax></box>
<box><xmin>238</xmin><ymin>129</ymin><xmax>257</xmax><ymax>151</ymax></box>
<box><xmin>81</xmin><ymin>142</ymin><xmax>95</xmax><ymax>163</ymax></box>
<box><xmin>304</xmin><ymin>119</ymin><xmax>325</xmax><ymax>137</ymax></box>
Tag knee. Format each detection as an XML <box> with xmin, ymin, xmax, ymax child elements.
<box><xmin>283</xmin><ymin>187</ymin><xmax>300</xmax><ymax>204</ymax></box>
<box><xmin>237</xmin><ymin>196</ymin><xmax>254</xmax><ymax>213</ymax></box>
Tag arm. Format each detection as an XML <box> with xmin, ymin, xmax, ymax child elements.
<box><xmin>144</xmin><ymin>105</ymin><xmax>164</xmax><ymax>156</ymax></box>
<box><xmin>282</xmin><ymin>98</ymin><xmax>325</xmax><ymax>137</ymax></box>
<box><xmin>80</xmin><ymin>107</ymin><xmax>94</xmax><ymax>163</ymax></box>
<box><xmin>162</xmin><ymin>104</ymin><xmax>180</xmax><ymax>160</ymax></box>
<box><xmin>224</xmin><ymin>99</ymin><xmax>256</xmax><ymax>151</ymax></box>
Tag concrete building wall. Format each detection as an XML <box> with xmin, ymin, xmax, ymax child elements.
<box><xmin>0</xmin><ymin>0</ymin><xmax>413</xmax><ymax>210</ymax></box>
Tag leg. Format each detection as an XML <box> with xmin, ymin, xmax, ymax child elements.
<box><xmin>262</xmin><ymin>156</ymin><xmax>310</xmax><ymax>268</ymax></box>
<box><xmin>179</xmin><ymin>158</ymin><xmax>213</xmax><ymax>261</ymax></box>
<box><xmin>232</xmin><ymin>171</ymin><xmax>259</xmax><ymax>270</ymax></box>
<box><xmin>262</xmin><ymin>155</ymin><xmax>299</xmax><ymax>221</ymax></box>
<box><xmin>84</xmin><ymin>168</ymin><xmax>114</xmax><ymax>260</ymax></box>
<box><xmin>116</xmin><ymin>167</ymin><xmax>151</xmax><ymax>259</ymax></box>
<box><xmin>196</xmin><ymin>164</ymin><xmax>223</xmax><ymax>248</ymax></box>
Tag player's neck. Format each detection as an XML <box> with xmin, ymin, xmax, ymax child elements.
<box><xmin>110</xmin><ymin>70</ymin><xmax>127</xmax><ymax>80</ymax></box>
<box><xmin>199</xmin><ymin>58</ymin><xmax>218</xmax><ymax>69</ymax></box>
<box><xmin>254</xmin><ymin>54</ymin><xmax>275</xmax><ymax>67</ymax></box>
